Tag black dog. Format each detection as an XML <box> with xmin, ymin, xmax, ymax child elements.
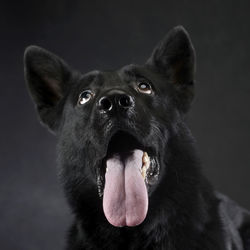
<box><xmin>24</xmin><ymin>26</ymin><xmax>250</xmax><ymax>249</ymax></box>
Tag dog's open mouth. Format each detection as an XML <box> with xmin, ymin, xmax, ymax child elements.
<box><xmin>96</xmin><ymin>131</ymin><xmax>160</xmax><ymax>227</ymax></box>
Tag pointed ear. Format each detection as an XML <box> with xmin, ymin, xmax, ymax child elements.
<box><xmin>147</xmin><ymin>26</ymin><xmax>196</xmax><ymax>113</ymax></box>
<box><xmin>24</xmin><ymin>46</ymin><xmax>72</xmax><ymax>133</ymax></box>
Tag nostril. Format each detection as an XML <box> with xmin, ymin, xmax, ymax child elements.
<box><xmin>98</xmin><ymin>97</ymin><xmax>112</xmax><ymax>112</ymax></box>
<box><xmin>118</xmin><ymin>95</ymin><xmax>133</xmax><ymax>108</ymax></box>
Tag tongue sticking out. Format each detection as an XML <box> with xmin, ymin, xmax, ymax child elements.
<box><xmin>103</xmin><ymin>150</ymin><xmax>148</xmax><ymax>227</ymax></box>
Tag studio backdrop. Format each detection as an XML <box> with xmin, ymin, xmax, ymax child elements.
<box><xmin>0</xmin><ymin>1</ymin><xmax>249</xmax><ymax>250</ymax></box>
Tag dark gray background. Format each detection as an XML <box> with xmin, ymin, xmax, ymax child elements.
<box><xmin>0</xmin><ymin>0</ymin><xmax>249</xmax><ymax>249</ymax></box>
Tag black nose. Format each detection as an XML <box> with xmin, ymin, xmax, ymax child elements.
<box><xmin>98</xmin><ymin>90</ymin><xmax>134</xmax><ymax>113</ymax></box>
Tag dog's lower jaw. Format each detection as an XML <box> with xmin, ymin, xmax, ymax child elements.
<box><xmin>95</xmin><ymin>148</ymin><xmax>160</xmax><ymax>228</ymax></box>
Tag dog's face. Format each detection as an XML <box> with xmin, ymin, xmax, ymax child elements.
<box><xmin>24</xmin><ymin>26</ymin><xmax>195</xmax><ymax>227</ymax></box>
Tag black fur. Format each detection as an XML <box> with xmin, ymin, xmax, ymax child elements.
<box><xmin>24</xmin><ymin>26</ymin><xmax>250</xmax><ymax>250</ymax></box>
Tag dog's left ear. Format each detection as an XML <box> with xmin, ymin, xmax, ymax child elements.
<box><xmin>147</xmin><ymin>26</ymin><xmax>195</xmax><ymax>113</ymax></box>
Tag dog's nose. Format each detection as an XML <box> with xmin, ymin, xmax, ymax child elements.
<box><xmin>98</xmin><ymin>96</ymin><xmax>113</xmax><ymax>112</ymax></box>
<box><xmin>98</xmin><ymin>90</ymin><xmax>134</xmax><ymax>113</ymax></box>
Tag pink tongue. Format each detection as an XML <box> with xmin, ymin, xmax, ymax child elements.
<box><xmin>103</xmin><ymin>150</ymin><xmax>148</xmax><ymax>227</ymax></box>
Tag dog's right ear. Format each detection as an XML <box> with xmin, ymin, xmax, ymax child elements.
<box><xmin>146</xmin><ymin>26</ymin><xmax>195</xmax><ymax>113</ymax></box>
<box><xmin>24</xmin><ymin>46</ymin><xmax>72</xmax><ymax>133</ymax></box>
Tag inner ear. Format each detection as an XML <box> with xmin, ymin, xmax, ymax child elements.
<box><xmin>24</xmin><ymin>46</ymin><xmax>70</xmax><ymax>106</ymax></box>
<box><xmin>42</xmin><ymin>76</ymin><xmax>63</xmax><ymax>104</ymax></box>
<box><xmin>24</xmin><ymin>45</ymin><xmax>72</xmax><ymax>132</ymax></box>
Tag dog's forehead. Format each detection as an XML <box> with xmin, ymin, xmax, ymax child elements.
<box><xmin>80</xmin><ymin>64</ymin><xmax>139</xmax><ymax>89</ymax></box>
<box><xmin>117</xmin><ymin>64</ymin><xmax>138</xmax><ymax>78</ymax></box>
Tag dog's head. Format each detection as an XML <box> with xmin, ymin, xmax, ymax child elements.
<box><xmin>24</xmin><ymin>26</ymin><xmax>195</xmax><ymax>227</ymax></box>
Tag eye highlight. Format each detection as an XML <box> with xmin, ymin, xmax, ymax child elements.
<box><xmin>78</xmin><ymin>90</ymin><xmax>93</xmax><ymax>105</ymax></box>
<box><xmin>137</xmin><ymin>82</ymin><xmax>152</xmax><ymax>95</ymax></box>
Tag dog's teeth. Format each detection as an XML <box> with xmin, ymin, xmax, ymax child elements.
<box><xmin>142</xmin><ymin>152</ymin><xmax>150</xmax><ymax>164</ymax></box>
<box><xmin>141</xmin><ymin>152</ymin><xmax>150</xmax><ymax>180</ymax></box>
<box><xmin>141</xmin><ymin>165</ymin><xmax>147</xmax><ymax>180</ymax></box>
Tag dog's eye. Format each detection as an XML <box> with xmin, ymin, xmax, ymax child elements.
<box><xmin>78</xmin><ymin>90</ymin><xmax>93</xmax><ymax>105</ymax></box>
<box><xmin>137</xmin><ymin>82</ymin><xmax>152</xmax><ymax>94</ymax></box>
